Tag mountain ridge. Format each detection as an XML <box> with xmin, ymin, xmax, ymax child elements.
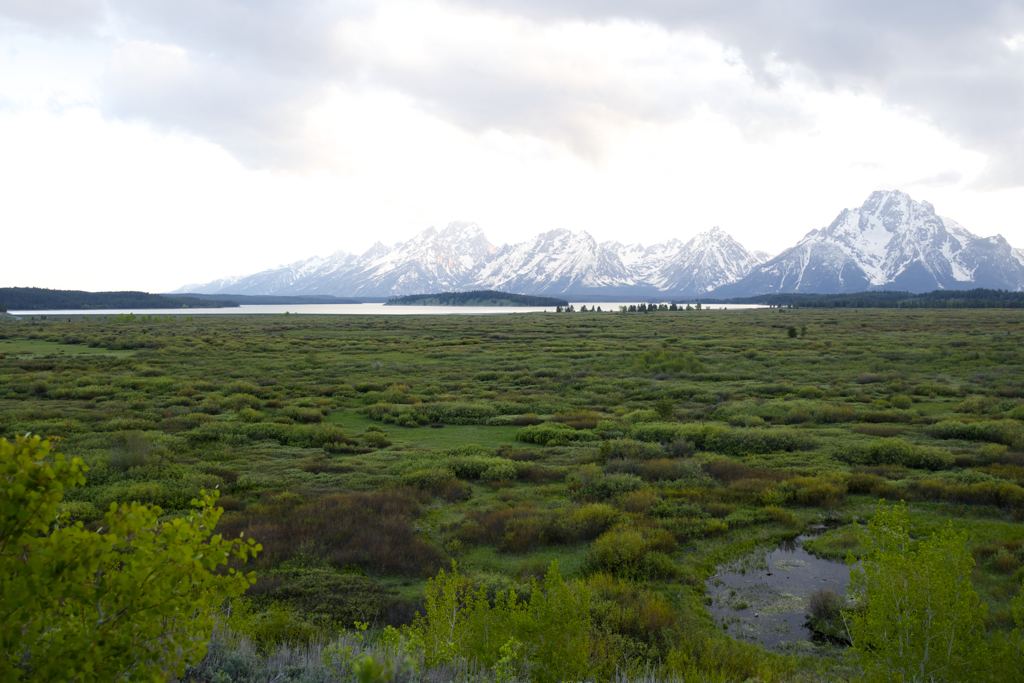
<box><xmin>174</xmin><ymin>224</ymin><xmax>766</xmax><ymax>298</ymax></box>
<box><xmin>175</xmin><ymin>190</ymin><xmax>1023</xmax><ymax>298</ymax></box>
<box><xmin>715</xmin><ymin>190</ymin><xmax>1024</xmax><ymax>296</ymax></box>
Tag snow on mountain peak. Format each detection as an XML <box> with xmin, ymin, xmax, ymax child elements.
<box><xmin>176</xmin><ymin>192</ymin><xmax>1024</xmax><ymax>298</ymax></box>
<box><xmin>717</xmin><ymin>190</ymin><xmax>1024</xmax><ymax>295</ymax></box>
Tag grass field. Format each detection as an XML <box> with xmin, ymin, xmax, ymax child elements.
<box><xmin>3</xmin><ymin>307</ymin><xmax>1024</xmax><ymax>681</ymax></box>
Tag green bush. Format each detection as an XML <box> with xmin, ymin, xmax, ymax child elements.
<box><xmin>861</xmin><ymin>438</ymin><xmax>953</xmax><ymax>470</ymax></box>
<box><xmin>579</xmin><ymin>473</ymin><xmax>644</xmax><ymax>499</ymax></box>
<box><xmin>227</xmin><ymin>393</ymin><xmax>263</xmax><ymax>411</ymax></box>
<box><xmin>705</xmin><ymin>427</ymin><xmax>817</xmax><ymax>456</ymax></box>
<box><xmin>930</xmin><ymin>419</ymin><xmax>1024</xmax><ymax>447</ymax></box>
<box><xmin>586</xmin><ymin>527</ymin><xmax>678</xmax><ymax>580</ymax></box>
<box><xmin>598</xmin><ymin>438</ymin><xmax>664</xmax><ymax>461</ymax></box>
<box><xmin>398</xmin><ymin>467</ymin><xmax>458</xmax><ymax>490</ymax></box>
<box><xmin>516</xmin><ymin>422</ymin><xmax>600</xmax><ymax>445</ymax></box>
<box><xmin>253</xmin><ymin>569</ymin><xmax>398</xmax><ymax>626</ymax></box>
<box><xmin>623</xmin><ymin>409</ymin><xmax>659</xmax><ymax>424</ymax></box>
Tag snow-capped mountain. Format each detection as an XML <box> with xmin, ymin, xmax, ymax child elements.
<box><xmin>472</xmin><ymin>229</ymin><xmax>636</xmax><ymax>295</ymax></box>
<box><xmin>714</xmin><ymin>190</ymin><xmax>1024</xmax><ymax>296</ymax></box>
<box><xmin>653</xmin><ymin>227</ymin><xmax>769</xmax><ymax>293</ymax></box>
<box><xmin>287</xmin><ymin>222</ymin><xmax>497</xmax><ymax>297</ymax></box>
<box><xmin>175</xmin><ymin>222</ymin><xmax>768</xmax><ymax>297</ymax></box>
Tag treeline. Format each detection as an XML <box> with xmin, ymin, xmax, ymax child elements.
<box><xmin>386</xmin><ymin>290</ymin><xmax>569</xmax><ymax>307</ymax></box>
<box><xmin>692</xmin><ymin>288</ymin><xmax>1024</xmax><ymax>309</ymax></box>
<box><xmin>0</xmin><ymin>287</ymin><xmax>239</xmax><ymax>311</ymax></box>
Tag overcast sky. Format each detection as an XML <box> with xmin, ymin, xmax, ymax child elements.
<box><xmin>3</xmin><ymin>0</ymin><xmax>1024</xmax><ymax>292</ymax></box>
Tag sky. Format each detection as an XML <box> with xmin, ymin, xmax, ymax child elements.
<box><xmin>3</xmin><ymin>0</ymin><xmax>1024</xmax><ymax>292</ymax></box>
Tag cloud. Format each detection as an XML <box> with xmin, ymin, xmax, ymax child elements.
<box><xmin>94</xmin><ymin>1</ymin><xmax>812</xmax><ymax>167</ymax></box>
<box><xmin>101</xmin><ymin>39</ymin><xmax>333</xmax><ymax>168</ymax></box>
<box><xmin>0</xmin><ymin>0</ymin><xmax>105</xmax><ymax>34</ymax></box>
<box><xmin>456</xmin><ymin>0</ymin><xmax>1024</xmax><ymax>188</ymax></box>
<box><xmin>13</xmin><ymin>0</ymin><xmax>1024</xmax><ymax>187</ymax></box>
<box><xmin>906</xmin><ymin>170</ymin><xmax>963</xmax><ymax>188</ymax></box>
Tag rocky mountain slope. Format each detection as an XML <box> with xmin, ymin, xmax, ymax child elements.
<box><xmin>715</xmin><ymin>190</ymin><xmax>1024</xmax><ymax>296</ymax></box>
<box><xmin>175</xmin><ymin>191</ymin><xmax>1021</xmax><ymax>298</ymax></box>
<box><xmin>175</xmin><ymin>224</ymin><xmax>766</xmax><ymax>297</ymax></box>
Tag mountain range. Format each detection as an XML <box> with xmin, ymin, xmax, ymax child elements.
<box><xmin>175</xmin><ymin>190</ymin><xmax>1024</xmax><ymax>298</ymax></box>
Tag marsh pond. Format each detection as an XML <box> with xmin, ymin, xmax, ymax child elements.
<box><xmin>705</xmin><ymin>526</ymin><xmax>851</xmax><ymax>651</ymax></box>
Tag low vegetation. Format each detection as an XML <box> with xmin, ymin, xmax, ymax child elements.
<box><xmin>3</xmin><ymin>307</ymin><xmax>1024</xmax><ymax>681</ymax></box>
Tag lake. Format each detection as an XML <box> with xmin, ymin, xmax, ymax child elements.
<box><xmin>7</xmin><ymin>302</ymin><xmax>767</xmax><ymax>317</ymax></box>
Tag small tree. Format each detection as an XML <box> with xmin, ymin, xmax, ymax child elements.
<box><xmin>1</xmin><ymin>435</ymin><xmax>260</xmax><ymax>682</ymax></box>
<box><xmin>844</xmin><ymin>501</ymin><xmax>989</xmax><ymax>683</ymax></box>
<box><xmin>787</xmin><ymin>325</ymin><xmax>798</xmax><ymax>338</ymax></box>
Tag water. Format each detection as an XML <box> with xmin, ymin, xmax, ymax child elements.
<box><xmin>704</xmin><ymin>530</ymin><xmax>850</xmax><ymax>651</ymax></box>
<box><xmin>7</xmin><ymin>302</ymin><xmax>767</xmax><ymax>317</ymax></box>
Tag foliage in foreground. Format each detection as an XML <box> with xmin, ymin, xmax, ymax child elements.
<box><xmin>0</xmin><ymin>435</ymin><xmax>260</xmax><ymax>682</ymax></box>
<box><xmin>844</xmin><ymin>501</ymin><xmax>1020</xmax><ymax>682</ymax></box>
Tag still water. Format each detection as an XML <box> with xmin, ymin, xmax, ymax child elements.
<box><xmin>705</xmin><ymin>530</ymin><xmax>850</xmax><ymax>651</ymax></box>
<box><xmin>9</xmin><ymin>302</ymin><xmax>767</xmax><ymax>317</ymax></box>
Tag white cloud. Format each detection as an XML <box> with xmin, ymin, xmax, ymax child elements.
<box><xmin>0</xmin><ymin>0</ymin><xmax>1022</xmax><ymax>292</ymax></box>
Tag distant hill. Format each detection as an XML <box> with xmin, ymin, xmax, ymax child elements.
<box><xmin>174</xmin><ymin>293</ymin><xmax>361</xmax><ymax>305</ymax></box>
<box><xmin>0</xmin><ymin>288</ymin><xmax>239</xmax><ymax>311</ymax></box>
<box><xmin>691</xmin><ymin>288</ymin><xmax>1024</xmax><ymax>309</ymax></box>
<box><xmin>386</xmin><ymin>290</ymin><xmax>568</xmax><ymax>307</ymax></box>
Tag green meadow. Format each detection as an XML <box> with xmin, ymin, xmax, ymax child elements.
<box><xmin>3</xmin><ymin>307</ymin><xmax>1024</xmax><ymax>681</ymax></box>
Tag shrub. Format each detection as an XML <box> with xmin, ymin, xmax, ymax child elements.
<box><xmin>398</xmin><ymin>467</ymin><xmax>458</xmax><ymax>490</ymax></box>
<box><xmin>955</xmin><ymin>396</ymin><xmax>999</xmax><ymax>414</ymax></box>
<box><xmin>510</xmin><ymin>414</ymin><xmax>544</xmax><ymax>426</ymax></box>
<box><xmin>444</xmin><ymin>456</ymin><xmax>523</xmax><ymax>481</ymax></box>
<box><xmin>579</xmin><ymin>473</ymin><xmax>644</xmax><ymax>500</ymax></box>
<box><xmin>362</xmin><ymin>431</ymin><xmax>392</xmax><ymax>448</ymax></box>
<box><xmin>705</xmin><ymin>427</ymin><xmax>816</xmax><ymax>456</ymax></box>
<box><xmin>930</xmin><ymin>420</ymin><xmax>1024</xmax><ymax>447</ymax></box>
<box><xmin>623</xmin><ymin>409</ymin><xmax>659</xmax><ymax>424</ymax></box>
<box><xmin>405</xmin><ymin>563</ymin><xmax>591</xmax><ymax>683</ymax></box>
<box><xmin>634</xmin><ymin>349</ymin><xmax>705</xmax><ymax>374</ymax></box>
<box><xmin>846</xmin><ymin>502</ymin><xmax>988</xmax><ymax>681</ymax></box>
<box><xmin>861</xmin><ymin>438</ymin><xmax>953</xmax><ymax>470</ymax></box>
<box><xmin>889</xmin><ymin>394</ymin><xmax>914</xmax><ymax>410</ymax></box>
<box><xmin>550</xmin><ymin>410</ymin><xmax>601</xmax><ymax>430</ymax></box>
<box><xmin>629</xmin><ymin>422</ymin><xmax>727</xmax><ymax>448</ymax></box>
<box><xmin>0</xmin><ymin>435</ymin><xmax>259</xmax><ymax>682</ymax></box>
<box><xmin>418</xmin><ymin>403</ymin><xmax>499</xmax><ymax>425</ymax></box>
<box><xmin>599</xmin><ymin>438</ymin><xmax>664</xmax><ymax>462</ymax></box>
<box><xmin>861</xmin><ymin>409</ymin><xmax>915</xmax><ymax>424</ymax></box>
<box><xmin>227</xmin><ymin>393</ymin><xmax>263</xmax><ymax>411</ymax></box>
<box><xmin>619</xmin><ymin>488</ymin><xmax>659</xmax><ymax>513</ymax></box>
<box><xmin>815</xmin><ymin>403</ymin><xmax>858</xmax><ymax>423</ymax></box>
<box><xmin>284</xmin><ymin>407</ymin><xmax>324</xmax><ymax>424</ymax></box>
<box><xmin>216</xmin><ymin>490</ymin><xmax>444</xmax><ymax>576</ymax></box>
<box><xmin>459</xmin><ymin>503</ymin><xmax>618</xmax><ymax>552</ymax></box>
<box><xmin>109</xmin><ymin>431</ymin><xmax>160</xmax><ymax>470</ymax></box>
<box><xmin>516</xmin><ymin>422</ymin><xmax>599</xmax><ymax>445</ymax></box>
<box><xmin>247</xmin><ymin>569</ymin><xmax>400</xmax><ymax>627</ymax></box>
<box><xmin>785</xmin><ymin>475</ymin><xmax>847</xmax><ymax>508</ymax></box>
<box><xmin>586</xmin><ymin>527</ymin><xmax>678</xmax><ymax>580</ymax></box>
<box><xmin>852</xmin><ymin>423</ymin><xmax>903</xmax><ymax>437</ymax></box>
<box><xmin>640</xmin><ymin>458</ymin><xmax>685</xmax><ymax>481</ymax></box>
<box><xmin>238</xmin><ymin>407</ymin><xmax>265</xmax><ymax>423</ymax></box>
<box><xmin>847</xmin><ymin>472</ymin><xmax>886</xmax><ymax>494</ymax></box>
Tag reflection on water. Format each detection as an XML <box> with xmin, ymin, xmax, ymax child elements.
<box><xmin>9</xmin><ymin>302</ymin><xmax>768</xmax><ymax>317</ymax></box>
<box><xmin>704</xmin><ymin>529</ymin><xmax>850</xmax><ymax>651</ymax></box>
